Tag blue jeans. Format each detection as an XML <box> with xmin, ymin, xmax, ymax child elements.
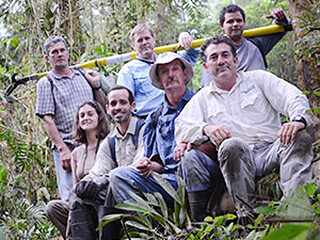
<box><xmin>178</xmin><ymin>149</ymin><xmax>224</xmax><ymax>192</ymax></box>
<box><xmin>52</xmin><ymin>146</ymin><xmax>74</xmax><ymax>201</ymax></box>
<box><xmin>109</xmin><ymin>167</ymin><xmax>178</xmax><ymax>207</ymax></box>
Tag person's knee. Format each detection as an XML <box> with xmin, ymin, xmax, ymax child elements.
<box><xmin>292</xmin><ymin>131</ymin><xmax>312</xmax><ymax>149</ymax></box>
<box><xmin>180</xmin><ymin>149</ymin><xmax>201</xmax><ymax>169</ymax></box>
<box><xmin>219</xmin><ymin>138</ymin><xmax>246</xmax><ymax>153</ymax></box>
<box><xmin>109</xmin><ymin>166</ymin><xmax>135</xmax><ymax>185</ymax></box>
<box><xmin>45</xmin><ymin>200</ymin><xmax>60</xmax><ymax>218</ymax></box>
<box><xmin>218</xmin><ymin>138</ymin><xmax>249</xmax><ymax>163</ymax></box>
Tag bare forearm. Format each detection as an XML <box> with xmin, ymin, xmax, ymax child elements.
<box><xmin>151</xmin><ymin>161</ymin><xmax>163</xmax><ymax>173</ymax></box>
<box><xmin>42</xmin><ymin>115</ymin><xmax>67</xmax><ymax>151</ymax></box>
<box><xmin>93</xmin><ymin>88</ymin><xmax>108</xmax><ymax>109</ymax></box>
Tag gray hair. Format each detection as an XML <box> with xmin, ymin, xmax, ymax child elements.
<box><xmin>200</xmin><ymin>35</ymin><xmax>237</xmax><ymax>63</ymax></box>
<box><xmin>43</xmin><ymin>36</ymin><xmax>68</xmax><ymax>55</ymax></box>
<box><xmin>130</xmin><ymin>23</ymin><xmax>154</xmax><ymax>43</ymax></box>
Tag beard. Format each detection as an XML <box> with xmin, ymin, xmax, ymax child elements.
<box><xmin>230</xmin><ymin>31</ymin><xmax>243</xmax><ymax>42</ymax></box>
<box><xmin>112</xmin><ymin>110</ymin><xmax>130</xmax><ymax>124</ymax></box>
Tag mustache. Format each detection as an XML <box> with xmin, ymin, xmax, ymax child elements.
<box><xmin>113</xmin><ymin>109</ymin><xmax>126</xmax><ymax>114</ymax></box>
<box><xmin>165</xmin><ymin>77</ymin><xmax>179</xmax><ymax>86</ymax></box>
<box><xmin>217</xmin><ymin>63</ymin><xmax>230</xmax><ymax>68</ymax></box>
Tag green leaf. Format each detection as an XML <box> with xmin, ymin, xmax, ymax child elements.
<box><xmin>10</xmin><ymin>38</ymin><xmax>20</xmax><ymax>48</ymax></box>
<box><xmin>278</xmin><ymin>187</ymin><xmax>314</xmax><ymax>220</ymax></box>
<box><xmin>143</xmin><ymin>192</ymin><xmax>159</xmax><ymax>206</ymax></box>
<box><xmin>152</xmin><ymin>172</ymin><xmax>181</xmax><ymax>204</ymax></box>
<box><xmin>255</xmin><ymin>206</ymin><xmax>277</xmax><ymax>215</ymax></box>
<box><xmin>303</xmin><ymin>183</ymin><xmax>316</xmax><ymax>196</ymax></box>
<box><xmin>125</xmin><ymin>220</ymin><xmax>151</xmax><ymax>231</ymax></box>
<box><xmin>0</xmin><ymin>166</ymin><xmax>7</xmax><ymax>183</ymax></box>
<box><xmin>263</xmin><ymin>224</ymin><xmax>310</xmax><ymax>240</ymax></box>
<box><xmin>154</xmin><ymin>192</ymin><xmax>168</xmax><ymax>219</ymax></box>
<box><xmin>128</xmin><ymin>190</ymin><xmax>151</xmax><ymax>208</ymax></box>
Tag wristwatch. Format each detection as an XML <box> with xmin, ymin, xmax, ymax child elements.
<box><xmin>92</xmin><ymin>85</ymin><xmax>101</xmax><ymax>90</ymax></box>
<box><xmin>292</xmin><ymin>115</ymin><xmax>307</xmax><ymax>128</ymax></box>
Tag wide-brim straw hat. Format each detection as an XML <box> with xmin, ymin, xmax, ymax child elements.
<box><xmin>149</xmin><ymin>52</ymin><xmax>194</xmax><ymax>90</ymax></box>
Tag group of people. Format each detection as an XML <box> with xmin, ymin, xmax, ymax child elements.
<box><xmin>35</xmin><ymin>4</ymin><xmax>313</xmax><ymax>240</ymax></box>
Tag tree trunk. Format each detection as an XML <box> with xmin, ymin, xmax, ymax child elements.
<box><xmin>286</xmin><ymin>0</ymin><xmax>320</xmax><ymax>175</ymax></box>
<box><xmin>286</xmin><ymin>0</ymin><xmax>320</xmax><ymax>134</ymax></box>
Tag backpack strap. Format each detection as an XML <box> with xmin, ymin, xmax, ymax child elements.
<box><xmin>77</xmin><ymin>68</ymin><xmax>98</xmax><ymax>101</ymax></box>
<box><xmin>246</xmin><ymin>38</ymin><xmax>268</xmax><ymax>69</ymax></box>
<box><xmin>107</xmin><ymin>136</ymin><xmax>117</xmax><ymax>165</ymax></box>
<box><xmin>46</xmin><ymin>75</ymin><xmax>56</xmax><ymax>115</ymax></box>
<box><xmin>131</xmin><ymin>119</ymin><xmax>145</xmax><ymax>149</ymax></box>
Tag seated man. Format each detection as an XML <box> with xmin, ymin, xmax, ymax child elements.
<box><xmin>175</xmin><ymin>35</ymin><xmax>313</xmax><ymax>219</ymax></box>
<box><xmin>110</xmin><ymin>52</ymin><xmax>195</xmax><ymax>208</ymax></box>
<box><xmin>117</xmin><ymin>23</ymin><xmax>198</xmax><ymax>118</ymax></box>
<box><xmin>70</xmin><ymin>85</ymin><xmax>145</xmax><ymax>240</ymax></box>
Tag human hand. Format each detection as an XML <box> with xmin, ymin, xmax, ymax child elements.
<box><xmin>278</xmin><ymin>121</ymin><xmax>305</xmax><ymax>147</ymax></box>
<box><xmin>178</xmin><ymin>32</ymin><xmax>193</xmax><ymax>50</ymax></box>
<box><xmin>59</xmin><ymin>147</ymin><xmax>72</xmax><ymax>172</ymax></box>
<box><xmin>85</xmin><ymin>70</ymin><xmax>101</xmax><ymax>88</ymax></box>
<box><xmin>75</xmin><ymin>179</ymin><xmax>105</xmax><ymax>200</ymax></box>
<box><xmin>174</xmin><ymin>142</ymin><xmax>192</xmax><ymax>161</ymax></box>
<box><xmin>203</xmin><ymin>124</ymin><xmax>231</xmax><ymax>148</ymax></box>
<box><xmin>135</xmin><ymin>157</ymin><xmax>153</xmax><ymax>177</ymax></box>
<box><xmin>266</xmin><ymin>8</ymin><xmax>286</xmax><ymax>22</ymax></box>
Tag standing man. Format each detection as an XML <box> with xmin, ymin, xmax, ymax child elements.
<box><xmin>175</xmin><ymin>35</ymin><xmax>313</xmax><ymax>219</ymax></box>
<box><xmin>71</xmin><ymin>85</ymin><xmax>145</xmax><ymax>240</ymax></box>
<box><xmin>110</xmin><ymin>52</ymin><xmax>195</xmax><ymax>208</ymax></box>
<box><xmin>36</xmin><ymin>36</ymin><xmax>107</xmax><ymax>201</ymax></box>
<box><xmin>117</xmin><ymin>23</ymin><xmax>198</xmax><ymax>118</ymax></box>
<box><xmin>202</xmin><ymin>4</ymin><xmax>292</xmax><ymax>87</ymax></box>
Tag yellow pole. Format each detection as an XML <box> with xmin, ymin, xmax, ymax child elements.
<box><xmin>5</xmin><ymin>24</ymin><xmax>286</xmax><ymax>95</ymax></box>
<box><xmin>73</xmin><ymin>24</ymin><xmax>285</xmax><ymax>69</ymax></box>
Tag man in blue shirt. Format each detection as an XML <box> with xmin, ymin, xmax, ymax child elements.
<box><xmin>117</xmin><ymin>23</ymin><xmax>198</xmax><ymax>118</ymax></box>
<box><xmin>110</xmin><ymin>52</ymin><xmax>194</xmax><ymax>206</ymax></box>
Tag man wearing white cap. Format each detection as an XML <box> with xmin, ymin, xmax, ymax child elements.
<box><xmin>109</xmin><ymin>52</ymin><xmax>194</xmax><ymax>207</ymax></box>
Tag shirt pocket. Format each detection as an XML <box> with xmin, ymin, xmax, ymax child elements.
<box><xmin>240</xmin><ymin>93</ymin><xmax>267</xmax><ymax>119</ymax></box>
<box><xmin>134</xmin><ymin>74</ymin><xmax>154</xmax><ymax>97</ymax></box>
<box><xmin>207</xmin><ymin>104</ymin><xmax>227</xmax><ymax>125</ymax></box>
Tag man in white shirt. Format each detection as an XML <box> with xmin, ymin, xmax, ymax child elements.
<box><xmin>174</xmin><ymin>35</ymin><xmax>313</xmax><ymax>220</ymax></box>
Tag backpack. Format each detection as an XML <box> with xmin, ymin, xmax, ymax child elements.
<box><xmin>107</xmin><ymin>119</ymin><xmax>145</xmax><ymax>165</ymax></box>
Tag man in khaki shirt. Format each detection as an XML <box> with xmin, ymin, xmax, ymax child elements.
<box><xmin>175</xmin><ymin>35</ymin><xmax>313</xmax><ymax>221</ymax></box>
<box><xmin>70</xmin><ymin>85</ymin><xmax>145</xmax><ymax>240</ymax></box>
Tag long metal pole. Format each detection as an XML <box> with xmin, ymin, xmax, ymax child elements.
<box><xmin>4</xmin><ymin>24</ymin><xmax>285</xmax><ymax>97</ymax></box>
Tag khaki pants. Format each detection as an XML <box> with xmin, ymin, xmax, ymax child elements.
<box><xmin>218</xmin><ymin>131</ymin><xmax>313</xmax><ymax>209</ymax></box>
<box><xmin>46</xmin><ymin>200</ymin><xmax>71</xmax><ymax>239</ymax></box>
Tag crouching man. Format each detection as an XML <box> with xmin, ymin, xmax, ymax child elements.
<box><xmin>110</xmin><ymin>52</ymin><xmax>195</xmax><ymax>208</ymax></box>
<box><xmin>175</xmin><ymin>35</ymin><xmax>313</xmax><ymax>220</ymax></box>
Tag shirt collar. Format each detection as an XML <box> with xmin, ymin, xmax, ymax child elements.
<box><xmin>162</xmin><ymin>88</ymin><xmax>193</xmax><ymax>114</ymax></box>
<box><xmin>208</xmin><ymin>71</ymin><xmax>243</xmax><ymax>94</ymax></box>
<box><xmin>109</xmin><ymin>115</ymin><xmax>138</xmax><ymax>139</ymax></box>
<box><xmin>136</xmin><ymin>53</ymin><xmax>157</xmax><ymax>64</ymax></box>
<box><xmin>50</xmin><ymin>68</ymin><xmax>80</xmax><ymax>80</ymax></box>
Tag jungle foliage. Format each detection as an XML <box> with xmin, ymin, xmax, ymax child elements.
<box><xmin>0</xmin><ymin>0</ymin><xmax>319</xmax><ymax>239</ymax></box>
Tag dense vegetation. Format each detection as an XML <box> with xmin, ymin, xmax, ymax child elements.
<box><xmin>0</xmin><ymin>0</ymin><xmax>319</xmax><ymax>239</ymax></box>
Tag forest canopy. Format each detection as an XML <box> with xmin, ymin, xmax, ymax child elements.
<box><xmin>0</xmin><ymin>0</ymin><xmax>319</xmax><ymax>239</ymax></box>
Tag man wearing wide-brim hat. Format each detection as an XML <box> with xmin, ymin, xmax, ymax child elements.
<box><xmin>109</xmin><ymin>52</ymin><xmax>196</xmax><ymax>209</ymax></box>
